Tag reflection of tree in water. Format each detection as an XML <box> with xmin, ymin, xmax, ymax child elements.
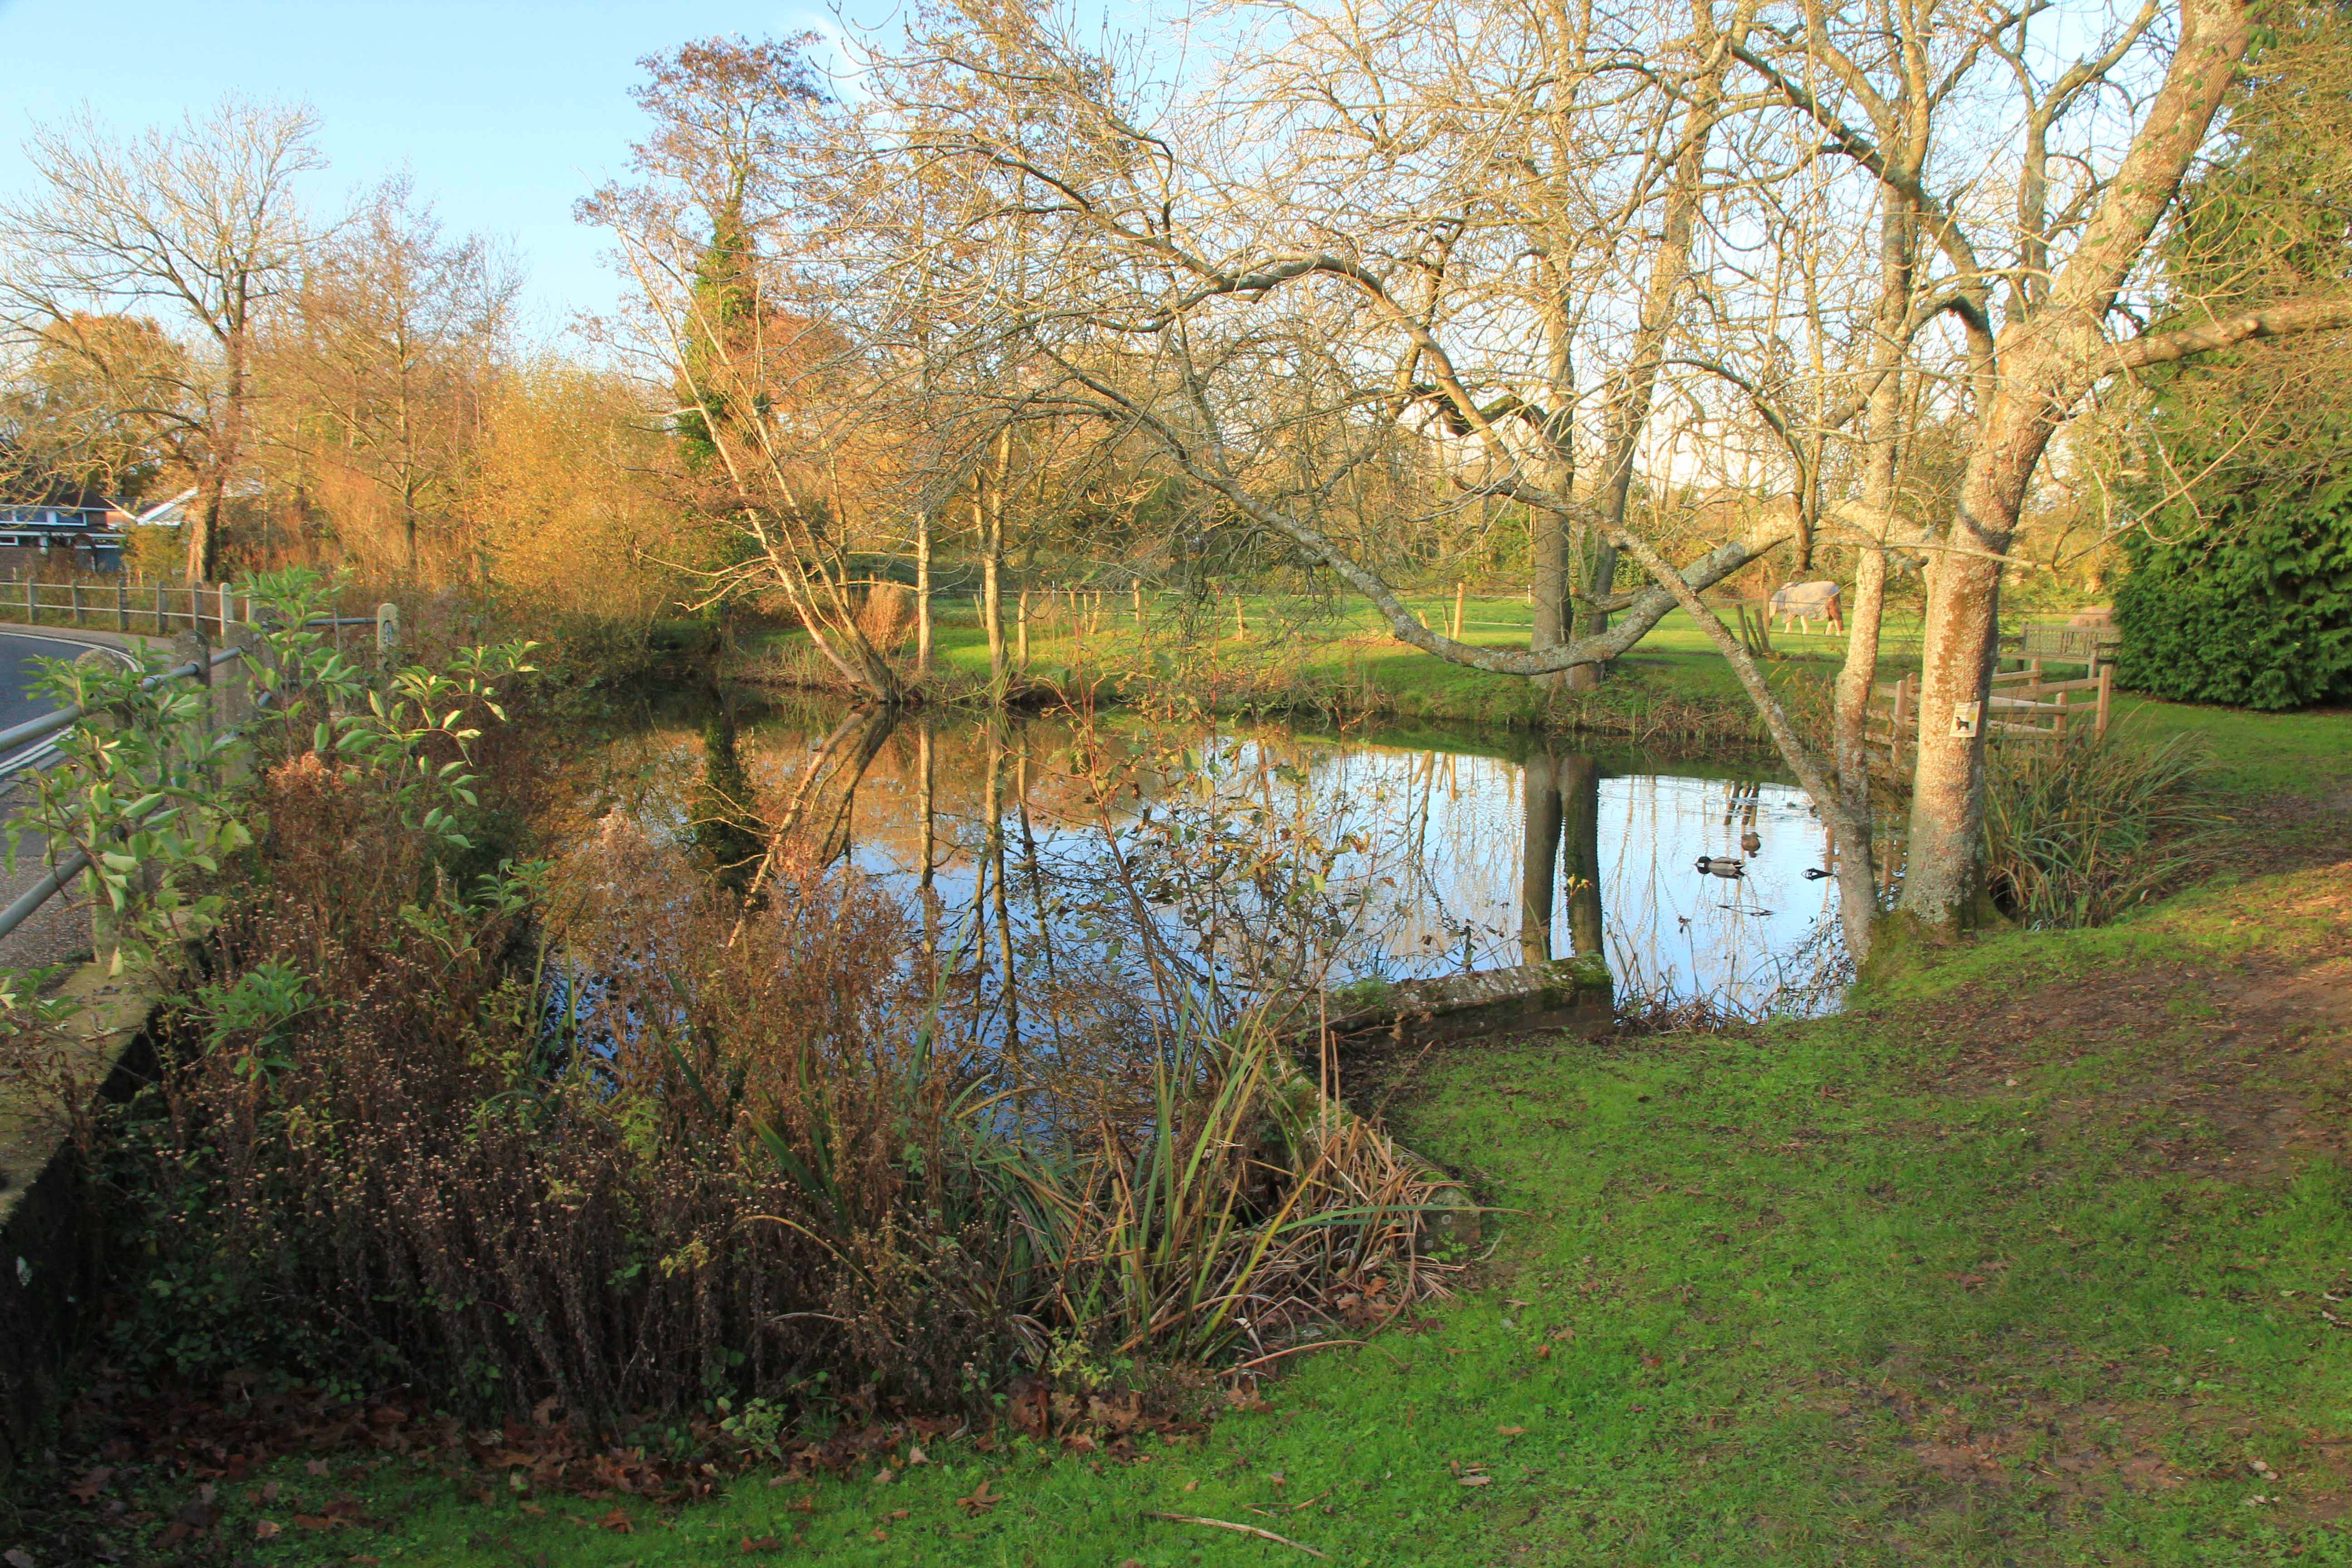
<box><xmin>599</xmin><ymin>693</ymin><xmax>1852</xmax><ymax>1029</ymax></box>
<box><xmin>1519</xmin><ymin>749</ymin><xmax>1604</xmax><ymax>965</ymax></box>
<box><xmin>687</xmin><ymin>677</ymin><xmax>764</xmax><ymax>896</ymax></box>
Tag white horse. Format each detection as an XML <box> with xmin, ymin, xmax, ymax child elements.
<box><xmin>1770</xmin><ymin>580</ymin><xmax>1843</xmax><ymax>633</ymax></box>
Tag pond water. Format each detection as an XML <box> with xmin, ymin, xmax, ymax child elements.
<box><xmin>564</xmin><ymin>685</ymin><xmax>1862</xmax><ymax>1025</ymax></box>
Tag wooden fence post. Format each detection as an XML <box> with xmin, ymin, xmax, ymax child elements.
<box><xmin>2096</xmin><ymin>665</ymin><xmax>2112</xmax><ymax>738</ymax></box>
<box><xmin>1131</xmin><ymin>580</ymin><xmax>1142</xmax><ymax>620</ymax></box>
<box><xmin>115</xmin><ymin>580</ymin><xmax>127</xmax><ymax>632</ymax></box>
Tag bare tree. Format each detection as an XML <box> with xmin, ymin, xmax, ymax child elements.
<box><xmin>1742</xmin><ymin>0</ymin><xmax>2352</xmax><ymax>936</ymax></box>
<box><xmin>269</xmin><ymin>176</ymin><xmax>517</xmax><ymax>579</ymax></box>
<box><xmin>0</xmin><ymin>98</ymin><xmax>320</xmax><ymax>580</ymax></box>
<box><xmin>582</xmin><ymin>36</ymin><xmax>911</xmax><ymax>700</ymax></box>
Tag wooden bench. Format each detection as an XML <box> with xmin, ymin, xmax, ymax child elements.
<box><xmin>2014</xmin><ymin>621</ymin><xmax>2122</xmax><ymax>671</ymax></box>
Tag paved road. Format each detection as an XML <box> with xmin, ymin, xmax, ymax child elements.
<box><xmin>0</xmin><ymin>630</ymin><xmax>117</xmax><ymax>733</ymax></box>
<box><xmin>0</xmin><ymin>631</ymin><xmax>142</xmax><ymax>972</ymax></box>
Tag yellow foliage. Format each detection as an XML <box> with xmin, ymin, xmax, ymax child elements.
<box><xmin>465</xmin><ymin>360</ymin><xmax>716</xmax><ymax>620</ymax></box>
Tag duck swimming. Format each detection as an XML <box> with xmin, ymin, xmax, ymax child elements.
<box><xmin>1695</xmin><ymin>855</ymin><xmax>1744</xmax><ymax>878</ymax></box>
<box><xmin>1740</xmin><ymin>829</ymin><xmax>1762</xmax><ymax>854</ymax></box>
<box><xmin>1803</xmin><ymin>867</ymin><xmax>1833</xmax><ymax>881</ymax></box>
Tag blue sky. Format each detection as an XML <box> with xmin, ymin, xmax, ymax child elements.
<box><xmin>0</xmin><ymin>0</ymin><xmax>875</xmax><ymax>336</ymax></box>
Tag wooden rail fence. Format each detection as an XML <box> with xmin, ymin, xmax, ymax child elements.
<box><xmin>0</xmin><ymin>573</ymin><xmax>260</xmax><ymax>641</ymax></box>
<box><xmin>1870</xmin><ymin>663</ymin><xmax>2112</xmax><ymax>778</ymax></box>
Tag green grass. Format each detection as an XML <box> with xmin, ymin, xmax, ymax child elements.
<box><xmin>844</xmin><ymin>594</ymin><xmax>2352</xmax><ymax>789</ymax></box>
<box><xmin>150</xmin><ymin>845</ymin><xmax>2352</xmax><ymax>1565</ymax></box>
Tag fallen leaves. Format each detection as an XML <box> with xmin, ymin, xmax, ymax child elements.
<box><xmin>67</xmin><ymin>1466</ymin><xmax>112</xmax><ymax>1503</ymax></box>
<box><xmin>956</xmin><ymin>1476</ymin><xmax>1003</xmax><ymax>1516</ymax></box>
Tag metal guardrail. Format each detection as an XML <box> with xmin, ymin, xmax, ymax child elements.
<box><xmin>0</xmin><ymin>613</ymin><xmax>387</xmax><ymax>947</ymax></box>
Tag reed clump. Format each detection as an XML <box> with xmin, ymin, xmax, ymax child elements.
<box><xmin>1981</xmin><ymin>722</ymin><xmax>2219</xmax><ymax>927</ymax></box>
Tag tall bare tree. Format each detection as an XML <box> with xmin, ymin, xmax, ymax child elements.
<box><xmin>270</xmin><ymin>176</ymin><xmax>517</xmax><ymax>578</ymax></box>
<box><xmin>0</xmin><ymin>98</ymin><xmax>320</xmax><ymax>580</ymax></box>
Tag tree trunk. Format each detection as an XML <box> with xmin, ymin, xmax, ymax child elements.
<box><xmin>914</xmin><ymin>505</ymin><xmax>933</xmax><ymax>681</ymax></box>
<box><xmin>188</xmin><ymin>467</ymin><xmax>225</xmax><ymax>584</ymax></box>
<box><xmin>1896</xmin><ymin>489</ymin><xmax>2014</xmax><ymax>933</ymax></box>
<box><xmin>981</xmin><ymin>428</ymin><xmax>1010</xmax><ymax>695</ymax></box>
<box><xmin>1528</xmin><ymin>502</ymin><xmax>1574</xmax><ymax>690</ymax></box>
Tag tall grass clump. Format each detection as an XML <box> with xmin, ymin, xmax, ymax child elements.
<box><xmin>1981</xmin><ymin>722</ymin><xmax>2219</xmax><ymax>927</ymax></box>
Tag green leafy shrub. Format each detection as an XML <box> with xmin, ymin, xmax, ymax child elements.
<box><xmin>2110</xmin><ymin>6</ymin><xmax>2352</xmax><ymax>711</ymax></box>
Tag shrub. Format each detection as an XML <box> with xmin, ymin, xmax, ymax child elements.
<box><xmin>2112</xmin><ymin>490</ymin><xmax>2352</xmax><ymax>710</ymax></box>
<box><xmin>53</xmin><ymin>638</ymin><xmax>1462</xmax><ymax>1433</ymax></box>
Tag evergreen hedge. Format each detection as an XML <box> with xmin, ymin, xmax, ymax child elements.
<box><xmin>2113</xmin><ymin>464</ymin><xmax>2352</xmax><ymax>710</ymax></box>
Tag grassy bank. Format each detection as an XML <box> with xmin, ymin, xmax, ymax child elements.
<box><xmin>735</xmin><ymin>594</ymin><xmax>2352</xmax><ymax>789</ymax></box>
<box><xmin>28</xmin><ymin>706</ymin><xmax>2347</xmax><ymax>1565</ymax></box>
<box><xmin>730</xmin><ymin>595</ymin><xmax>1857</xmax><ymax>740</ymax></box>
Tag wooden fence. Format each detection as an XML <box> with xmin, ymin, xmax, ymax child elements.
<box><xmin>1870</xmin><ymin>664</ymin><xmax>2112</xmax><ymax>778</ymax></box>
<box><xmin>0</xmin><ymin>573</ymin><xmax>259</xmax><ymax>641</ymax></box>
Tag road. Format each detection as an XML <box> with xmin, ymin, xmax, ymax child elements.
<box><xmin>0</xmin><ymin>629</ymin><xmax>117</xmax><ymax>733</ymax></box>
<box><xmin>0</xmin><ymin>630</ymin><xmax>140</xmax><ymax>971</ymax></box>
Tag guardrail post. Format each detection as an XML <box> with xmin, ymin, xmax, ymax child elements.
<box><xmin>70</xmin><ymin>582</ymin><xmax>81</xmax><ymax>627</ymax></box>
<box><xmin>375</xmin><ymin>602</ymin><xmax>400</xmax><ymax>661</ymax></box>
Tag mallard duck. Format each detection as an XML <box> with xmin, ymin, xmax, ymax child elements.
<box><xmin>1740</xmin><ymin>828</ymin><xmax>1762</xmax><ymax>854</ymax></box>
<box><xmin>1695</xmin><ymin>855</ymin><xmax>1744</xmax><ymax>878</ymax></box>
<box><xmin>1803</xmin><ymin>867</ymin><xmax>1833</xmax><ymax>881</ymax></box>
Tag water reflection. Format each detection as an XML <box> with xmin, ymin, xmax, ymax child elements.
<box><xmin>570</xmin><ymin>693</ymin><xmax>1854</xmax><ymax>1026</ymax></box>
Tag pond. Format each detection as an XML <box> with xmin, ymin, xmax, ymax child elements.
<box><xmin>558</xmin><ymin>684</ymin><xmax>1863</xmax><ymax>1034</ymax></box>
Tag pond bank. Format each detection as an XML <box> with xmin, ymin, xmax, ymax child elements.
<box><xmin>11</xmin><ymin>641</ymin><xmax>2350</xmax><ymax>1566</ymax></box>
<box><xmin>18</xmin><ymin>720</ymin><xmax>2348</xmax><ymax>1565</ymax></box>
<box><xmin>723</xmin><ymin>609</ymin><xmax>1804</xmax><ymax>747</ymax></box>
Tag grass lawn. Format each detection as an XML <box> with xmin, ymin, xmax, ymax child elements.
<box><xmin>743</xmin><ymin>593</ymin><xmax>2352</xmax><ymax>776</ymax></box>
<box><xmin>87</xmin><ymin>821</ymin><xmax>2349</xmax><ymax>1564</ymax></box>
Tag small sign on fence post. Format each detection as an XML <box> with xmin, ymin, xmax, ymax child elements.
<box><xmin>375</xmin><ymin>602</ymin><xmax>400</xmax><ymax>658</ymax></box>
